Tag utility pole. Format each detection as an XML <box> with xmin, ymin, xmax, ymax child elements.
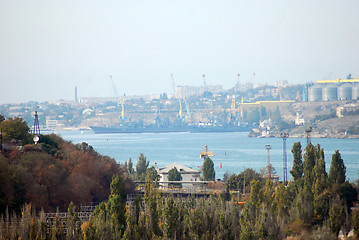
<box><xmin>305</xmin><ymin>126</ymin><xmax>312</xmax><ymax>145</ymax></box>
<box><xmin>0</xmin><ymin>126</ymin><xmax>2</xmax><ymax>151</ymax></box>
<box><xmin>280</xmin><ymin>132</ymin><xmax>289</xmax><ymax>185</ymax></box>
<box><xmin>265</xmin><ymin>144</ymin><xmax>271</xmax><ymax>180</ymax></box>
<box><xmin>243</xmin><ymin>166</ymin><xmax>246</xmax><ymax>196</ymax></box>
<box><xmin>32</xmin><ymin>111</ymin><xmax>40</xmax><ymax>144</ymax></box>
<box><xmin>33</xmin><ymin>111</ymin><xmax>40</xmax><ymax>136</ymax></box>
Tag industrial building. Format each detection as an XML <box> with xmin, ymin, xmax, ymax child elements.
<box><xmin>308</xmin><ymin>78</ymin><xmax>359</xmax><ymax>102</ymax></box>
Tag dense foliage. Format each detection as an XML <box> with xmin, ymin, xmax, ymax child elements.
<box><xmin>0</xmin><ymin>116</ymin><xmax>358</xmax><ymax>239</ymax></box>
<box><xmin>0</xmin><ymin>133</ymin><xmax>130</xmax><ymax>213</ymax></box>
<box><xmin>202</xmin><ymin>157</ymin><xmax>215</xmax><ymax>181</ymax></box>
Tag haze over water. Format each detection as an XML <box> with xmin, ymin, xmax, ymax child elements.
<box><xmin>58</xmin><ymin>131</ymin><xmax>359</xmax><ymax>182</ymax></box>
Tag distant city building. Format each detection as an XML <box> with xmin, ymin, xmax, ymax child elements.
<box><xmin>275</xmin><ymin>80</ymin><xmax>288</xmax><ymax>87</ymax></box>
<box><xmin>46</xmin><ymin>119</ymin><xmax>58</xmax><ymax>129</ymax></box>
<box><xmin>75</xmin><ymin>86</ymin><xmax>78</xmax><ymax>103</ymax></box>
<box><xmin>175</xmin><ymin>85</ymin><xmax>223</xmax><ymax>99</ymax></box>
<box><xmin>295</xmin><ymin>112</ymin><xmax>305</xmax><ymax>125</ymax></box>
<box><xmin>157</xmin><ymin>163</ymin><xmax>201</xmax><ymax>190</ymax></box>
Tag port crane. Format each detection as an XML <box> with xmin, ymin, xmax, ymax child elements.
<box><xmin>110</xmin><ymin>75</ymin><xmax>121</xmax><ymax>105</ymax></box>
<box><xmin>200</xmin><ymin>145</ymin><xmax>215</xmax><ymax>159</ymax></box>
<box><xmin>171</xmin><ymin>73</ymin><xmax>176</xmax><ymax>98</ymax></box>
<box><xmin>177</xmin><ymin>99</ymin><xmax>185</xmax><ymax>122</ymax></box>
<box><xmin>235</xmin><ymin>73</ymin><xmax>240</xmax><ymax>100</ymax></box>
<box><xmin>184</xmin><ymin>97</ymin><xmax>192</xmax><ymax>121</ymax></box>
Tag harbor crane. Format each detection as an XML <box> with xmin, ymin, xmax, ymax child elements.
<box><xmin>171</xmin><ymin>73</ymin><xmax>176</xmax><ymax>98</ymax></box>
<box><xmin>110</xmin><ymin>75</ymin><xmax>121</xmax><ymax>105</ymax></box>
<box><xmin>184</xmin><ymin>97</ymin><xmax>191</xmax><ymax>121</ymax></box>
<box><xmin>200</xmin><ymin>145</ymin><xmax>215</xmax><ymax>159</ymax></box>
<box><xmin>235</xmin><ymin>73</ymin><xmax>240</xmax><ymax>100</ymax></box>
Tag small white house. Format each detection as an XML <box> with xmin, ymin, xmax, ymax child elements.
<box><xmin>157</xmin><ymin>163</ymin><xmax>201</xmax><ymax>190</ymax></box>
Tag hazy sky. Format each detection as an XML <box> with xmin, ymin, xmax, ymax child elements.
<box><xmin>1</xmin><ymin>0</ymin><xmax>358</xmax><ymax>104</ymax></box>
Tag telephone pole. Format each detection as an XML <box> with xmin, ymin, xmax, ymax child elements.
<box><xmin>280</xmin><ymin>132</ymin><xmax>289</xmax><ymax>185</ymax></box>
<box><xmin>265</xmin><ymin>144</ymin><xmax>271</xmax><ymax>180</ymax></box>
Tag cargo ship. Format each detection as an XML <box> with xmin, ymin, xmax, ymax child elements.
<box><xmin>90</xmin><ymin>125</ymin><xmax>189</xmax><ymax>134</ymax></box>
<box><xmin>90</xmin><ymin>123</ymin><xmax>250</xmax><ymax>134</ymax></box>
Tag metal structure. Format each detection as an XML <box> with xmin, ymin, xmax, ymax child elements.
<box><xmin>280</xmin><ymin>133</ymin><xmax>289</xmax><ymax>184</ymax></box>
<box><xmin>305</xmin><ymin>127</ymin><xmax>312</xmax><ymax>145</ymax></box>
<box><xmin>338</xmin><ymin>84</ymin><xmax>352</xmax><ymax>100</ymax></box>
<box><xmin>32</xmin><ymin>111</ymin><xmax>40</xmax><ymax>136</ymax></box>
<box><xmin>308</xmin><ymin>85</ymin><xmax>323</xmax><ymax>102</ymax></box>
<box><xmin>110</xmin><ymin>75</ymin><xmax>119</xmax><ymax>99</ymax></box>
<box><xmin>265</xmin><ymin>144</ymin><xmax>271</xmax><ymax>180</ymax></box>
<box><xmin>200</xmin><ymin>145</ymin><xmax>215</xmax><ymax>159</ymax></box>
<box><xmin>203</xmin><ymin>74</ymin><xmax>207</xmax><ymax>92</ymax></box>
<box><xmin>353</xmin><ymin>85</ymin><xmax>359</xmax><ymax>99</ymax></box>
<box><xmin>316</xmin><ymin>78</ymin><xmax>359</xmax><ymax>84</ymax></box>
<box><xmin>171</xmin><ymin>73</ymin><xmax>176</xmax><ymax>97</ymax></box>
<box><xmin>322</xmin><ymin>84</ymin><xmax>338</xmax><ymax>101</ymax></box>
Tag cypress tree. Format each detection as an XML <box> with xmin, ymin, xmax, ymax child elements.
<box><xmin>290</xmin><ymin>142</ymin><xmax>303</xmax><ymax>181</ymax></box>
<box><xmin>136</xmin><ymin>153</ymin><xmax>149</xmax><ymax>181</ymax></box>
<box><xmin>312</xmin><ymin>146</ymin><xmax>329</xmax><ymax>223</ymax></box>
<box><xmin>202</xmin><ymin>157</ymin><xmax>215</xmax><ymax>181</ymax></box>
<box><xmin>328</xmin><ymin>150</ymin><xmax>346</xmax><ymax>185</ymax></box>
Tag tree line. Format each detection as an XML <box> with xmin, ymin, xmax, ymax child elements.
<box><xmin>0</xmin><ymin>116</ymin><xmax>131</xmax><ymax>213</ymax></box>
<box><xmin>1</xmin><ymin>115</ymin><xmax>359</xmax><ymax>239</ymax></box>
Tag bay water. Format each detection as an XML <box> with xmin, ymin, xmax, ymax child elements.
<box><xmin>57</xmin><ymin>131</ymin><xmax>359</xmax><ymax>182</ymax></box>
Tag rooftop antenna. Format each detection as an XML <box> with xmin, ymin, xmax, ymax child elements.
<box><xmin>32</xmin><ymin>111</ymin><xmax>40</xmax><ymax>144</ymax></box>
<box><xmin>280</xmin><ymin>132</ymin><xmax>289</xmax><ymax>185</ymax></box>
<box><xmin>265</xmin><ymin>144</ymin><xmax>271</xmax><ymax>180</ymax></box>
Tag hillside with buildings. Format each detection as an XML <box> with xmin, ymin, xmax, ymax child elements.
<box><xmin>1</xmin><ymin>76</ymin><xmax>359</xmax><ymax>138</ymax></box>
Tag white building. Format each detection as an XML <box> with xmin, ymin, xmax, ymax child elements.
<box><xmin>175</xmin><ymin>85</ymin><xmax>223</xmax><ymax>99</ymax></box>
<box><xmin>157</xmin><ymin>163</ymin><xmax>201</xmax><ymax>190</ymax></box>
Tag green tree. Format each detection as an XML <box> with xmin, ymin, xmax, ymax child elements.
<box><xmin>146</xmin><ymin>166</ymin><xmax>159</xmax><ymax>182</ymax></box>
<box><xmin>0</xmin><ymin>114</ymin><xmax>5</xmax><ymax>123</ymax></box>
<box><xmin>168</xmin><ymin>167</ymin><xmax>181</xmax><ymax>187</ymax></box>
<box><xmin>108</xmin><ymin>175</ymin><xmax>127</xmax><ymax>237</ymax></box>
<box><xmin>128</xmin><ymin>158</ymin><xmax>135</xmax><ymax>175</ymax></box>
<box><xmin>270</xmin><ymin>106</ymin><xmax>282</xmax><ymax>123</ymax></box>
<box><xmin>328</xmin><ymin>150</ymin><xmax>346</xmax><ymax>185</ymax></box>
<box><xmin>66</xmin><ymin>201</ymin><xmax>82</xmax><ymax>240</ymax></box>
<box><xmin>290</xmin><ymin>142</ymin><xmax>303</xmax><ymax>181</ymax></box>
<box><xmin>202</xmin><ymin>157</ymin><xmax>215</xmax><ymax>181</ymax></box>
<box><xmin>328</xmin><ymin>200</ymin><xmax>345</xmax><ymax>236</ymax></box>
<box><xmin>312</xmin><ymin>146</ymin><xmax>328</xmax><ymax>223</ymax></box>
<box><xmin>162</xmin><ymin>198</ymin><xmax>179</xmax><ymax>239</ymax></box>
<box><xmin>246</xmin><ymin>108</ymin><xmax>260</xmax><ymax>123</ymax></box>
<box><xmin>136</xmin><ymin>153</ymin><xmax>149</xmax><ymax>181</ymax></box>
<box><xmin>260</xmin><ymin>106</ymin><xmax>267</xmax><ymax>121</ymax></box>
<box><xmin>1</xmin><ymin>117</ymin><xmax>31</xmax><ymax>144</ymax></box>
<box><xmin>352</xmin><ymin>208</ymin><xmax>359</xmax><ymax>239</ymax></box>
<box><xmin>303</xmin><ymin>143</ymin><xmax>316</xmax><ymax>191</ymax></box>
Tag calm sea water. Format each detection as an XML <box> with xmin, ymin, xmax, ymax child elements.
<box><xmin>57</xmin><ymin>131</ymin><xmax>359</xmax><ymax>182</ymax></box>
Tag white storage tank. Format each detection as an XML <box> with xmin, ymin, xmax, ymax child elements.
<box><xmin>338</xmin><ymin>84</ymin><xmax>352</xmax><ymax>100</ymax></box>
<box><xmin>322</xmin><ymin>84</ymin><xmax>338</xmax><ymax>101</ymax></box>
<box><xmin>353</xmin><ymin>84</ymin><xmax>359</xmax><ymax>100</ymax></box>
<box><xmin>308</xmin><ymin>85</ymin><xmax>322</xmax><ymax>101</ymax></box>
